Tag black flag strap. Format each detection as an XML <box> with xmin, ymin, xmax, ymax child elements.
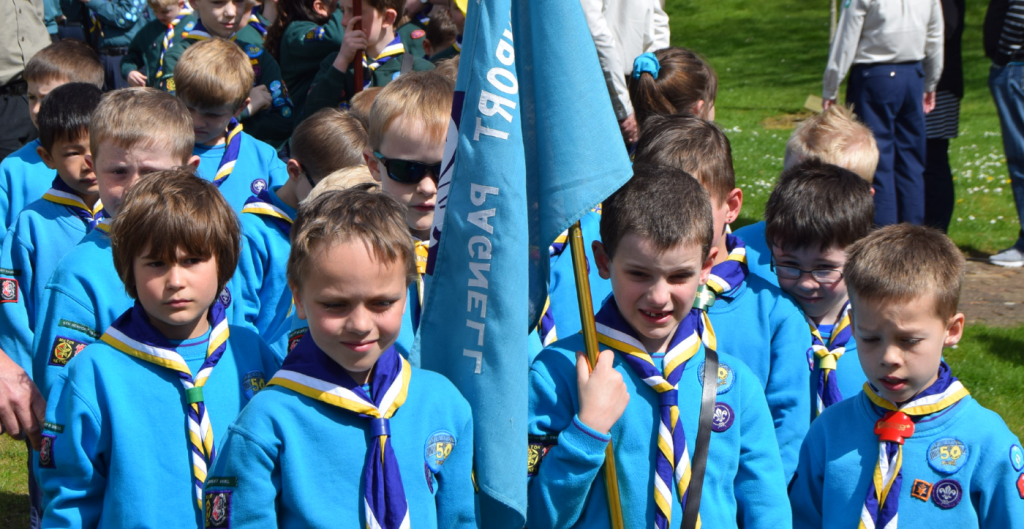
<box><xmin>682</xmin><ymin>345</ymin><xmax>718</xmax><ymax>529</ymax></box>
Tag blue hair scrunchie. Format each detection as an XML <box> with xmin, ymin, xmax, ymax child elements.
<box><xmin>632</xmin><ymin>52</ymin><xmax>660</xmax><ymax>80</ymax></box>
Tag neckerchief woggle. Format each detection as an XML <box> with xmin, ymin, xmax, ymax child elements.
<box><xmin>809</xmin><ymin>301</ymin><xmax>853</xmax><ymax>417</ymax></box>
<box><xmin>594</xmin><ymin>298</ymin><xmax>716</xmax><ymax>529</ymax></box>
<box><xmin>42</xmin><ymin>177</ymin><xmax>106</xmax><ymax>231</ymax></box>
<box><xmin>537</xmin><ymin>231</ymin><xmax>569</xmax><ymax>347</ymax></box>
<box><xmin>269</xmin><ymin>334</ymin><xmax>412</xmax><ymax>529</ymax></box>
<box><xmin>705</xmin><ymin>234</ymin><xmax>748</xmax><ymax>298</ymax></box>
<box><xmin>209</xmin><ymin>119</ymin><xmax>243</xmax><ymax>188</ymax></box>
<box><xmin>410</xmin><ymin>240</ymin><xmax>428</xmax><ymax>329</ymax></box>
<box><xmin>858</xmin><ymin>362</ymin><xmax>969</xmax><ymax>529</ymax></box>
<box><xmin>361</xmin><ymin>36</ymin><xmax>406</xmax><ymax>89</ymax></box>
<box><xmin>156</xmin><ymin>9</ymin><xmax>193</xmax><ymax>79</ymax></box>
<box><xmin>183</xmin><ymin>19</ymin><xmax>236</xmax><ymax>42</ymax></box>
<box><xmin>241</xmin><ymin>188</ymin><xmax>293</xmax><ymax>235</ymax></box>
<box><xmin>100</xmin><ymin>299</ymin><xmax>231</xmax><ymax>511</ymax></box>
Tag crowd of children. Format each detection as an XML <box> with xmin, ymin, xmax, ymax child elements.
<box><xmin>0</xmin><ymin>1</ymin><xmax>1022</xmax><ymax>527</ymax></box>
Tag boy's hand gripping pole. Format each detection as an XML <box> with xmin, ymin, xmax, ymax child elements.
<box><xmin>569</xmin><ymin>220</ymin><xmax>626</xmax><ymax>529</ymax></box>
<box><xmin>352</xmin><ymin>0</ymin><xmax>363</xmax><ymax>93</ymax></box>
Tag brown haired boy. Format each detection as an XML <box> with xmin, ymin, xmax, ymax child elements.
<box><xmin>206</xmin><ymin>184</ymin><xmax>475</xmax><ymax>528</ymax></box>
<box><xmin>39</xmin><ymin>167</ymin><xmax>280</xmax><ymax>528</ymax></box>
<box><xmin>1</xmin><ymin>40</ymin><xmax>104</xmax><ymax>234</ymax></box>
<box><xmin>789</xmin><ymin>224</ymin><xmax>1024</xmax><ymax>528</ymax></box>
<box><xmin>303</xmin><ymin>0</ymin><xmax>434</xmax><ymax>115</ymax></box>
<box><xmin>121</xmin><ymin>0</ymin><xmax>186</xmax><ymax>87</ymax></box>
<box><xmin>634</xmin><ymin>114</ymin><xmax>812</xmax><ymax>480</ymax></box>
<box><xmin>170</xmin><ymin>39</ymin><xmax>291</xmax><ymax>212</ymax></box>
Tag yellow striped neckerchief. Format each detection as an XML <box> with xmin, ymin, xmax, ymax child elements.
<box><xmin>537</xmin><ymin>205</ymin><xmax>602</xmax><ymax>347</ymax></box>
<box><xmin>268</xmin><ymin>334</ymin><xmax>412</xmax><ymax>528</ymax></box>
<box><xmin>359</xmin><ymin>36</ymin><xmax>406</xmax><ymax>88</ymax></box>
<box><xmin>705</xmin><ymin>234</ymin><xmax>748</xmax><ymax>298</ymax></box>
<box><xmin>156</xmin><ymin>9</ymin><xmax>194</xmax><ymax>78</ymax></box>
<box><xmin>810</xmin><ymin>301</ymin><xmax>853</xmax><ymax>417</ymax></box>
<box><xmin>593</xmin><ymin>299</ymin><xmax>716</xmax><ymax>529</ymax></box>
<box><xmin>858</xmin><ymin>362</ymin><xmax>969</xmax><ymax>529</ymax></box>
<box><xmin>42</xmin><ymin>177</ymin><xmax>106</xmax><ymax>231</ymax></box>
<box><xmin>100</xmin><ymin>300</ymin><xmax>231</xmax><ymax>511</ymax></box>
<box><xmin>207</xmin><ymin>119</ymin><xmax>244</xmax><ymax>188</ymax></box>
<box><xmin>183</xmin><ymin>19</ymin><xmax>236</xmax><ymax>42</ymax></box>
<box><xmin>241</xmin><ymin>187</ymin><xmax>293</xmax><ymax>235</ymax></box>
<box><xmin>93</xmin><ymin>217</ymin><xmax>113</xmax><ymax>235</ymax></box>
<box><xmin>409</xmin><ymin>239</ymin><xmax>428</xmax><ymax>329</ymax></box>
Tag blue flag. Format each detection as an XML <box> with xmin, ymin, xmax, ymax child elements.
<box><xmin>417</xmin><ymin>0</ymin><xmax>632</xmax><ymax>525</ymax></box>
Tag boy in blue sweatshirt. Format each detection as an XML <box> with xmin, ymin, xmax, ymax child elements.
<box><xmin>736</xmin><ymin>105</ymin><xmax>878</xmax><ymax>287</ymax></box>
<box><xmin>205</xmin><ymin>185</ymin><xmax>476</xmax><ymax>528</ymax></box>
<box><xmin>39</xmin><ymin>168</ymin><xmax>280</xmax><ymax>529</ymax></box>
<box><xmin>789</xmin><ymin>224</ymin><xmax>1024</xmax><ymax>528</ymax></box>
<box><xmin>763</xmin><ymin>160</ymin><xmax>875</xmax><ymax>420</ymax></box>
<box><xmin>528</xmin><ymin>164</ymin><xmax>791</xmax><ymax>529</ymax></box>
<box><xmin>360</xmin><ymin>71</ymin><xmax>451</xmax><ymax>364</ymax></box>
<box><xmin>231</xmin><ymin>108</ymin><xmax>368</xmax><ymax>358</ymax></box>
<box><xmin>1</xmin><ymin>41</ymin><xmax>104</xmax><ymax>235</ymax></box>
<box><xmin>0</xmin><ymin>83</ymin><xmax>104</xmax><ymax>381</ymax></box>
<box><xmin>634</xmin><ymin>114</ymin><xmax>812</xmax><ymax>480</ymax></box>
<box><xmin>171</xmin><ymin>38</ymin><xmax>290</xmax><ymax>212</ymax></box>
<box><xmin>31</xmin><ymin>88</ymin><xmax>200</xmax><ymax>404</ymax></box>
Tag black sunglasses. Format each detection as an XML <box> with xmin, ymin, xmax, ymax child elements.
<box><xmin>374</xmin><ymin>151</ymin><xmax>441</xmax><ymax>185</ymax></box>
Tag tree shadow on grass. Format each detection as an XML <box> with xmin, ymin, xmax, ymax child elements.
<box><xmin>969</xmin><ymin>330</ymin><xmax>1024</xmax><ymax>367</ymax></box>
<box><xmin>0</xmin><ymin>491</ymin><xmax>30</xmax><ymax>527</ymax></box>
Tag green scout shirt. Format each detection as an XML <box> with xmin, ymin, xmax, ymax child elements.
<box><xmin>120</xmin><ymin>18</ymin><xmax>166</xmax><ymax>84</ymax></box>
<box><xmin>60</xmin><ymin>0</ymin><xmax>147</xmax><ymax>48</ymax></box>
<box><xmin>395</xmin><ymin>18</ymin><xmax>426</xmax><ymax>59</ymax></box>
<box><xmin>280</xmin><ymin>10</ymin><xmax>344</xmax><ymax>113</ymax></box>
<box><xmin>159</xmin><ymin>36</ymin><xmax>298</xmax><ymax>149</ymax></box>
<box><xmin>303</xmin><ymin>44</ymin><xmax>434</xmax><ymax>117</ymax></box>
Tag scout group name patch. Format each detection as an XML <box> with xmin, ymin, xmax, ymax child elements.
<box><xmin>527</xmin><ymin>435</ymin><xmax>558</xmax><ymax>476</ymax></box>
<box><xmin>205</xmin><ymin>490</ymin><xmax>232</xmax><ymax>528</ymax></box>
<box><xmin>1</xmin><ymin>277</ymin><xmax>18</xmax><ymax>302</ymax></box>
<box><xmin>49</xmin><ymin>337</ymin><xmax>87</xmax><ymax>366</ymax></box>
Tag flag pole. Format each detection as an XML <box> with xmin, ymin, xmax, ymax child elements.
<box><xmin>568</xmin><ymin>220</ymin><xmax>626</xmax><ymax>529</ymax></box>
<box><xmin>352</xmin><ymin>0</ymin><xmax>363</xmax><ymax>93</ymax></box>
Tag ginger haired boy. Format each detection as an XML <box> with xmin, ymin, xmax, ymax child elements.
<box><xmin>1</xmin><ymin>40</ymin><xmax>103</xmax><ymax>234</ymax></box>
<box><xmin>39</xmin><ymin>168</ymin><xmax>279</xmax><ymax>528</ymax></box>
<box><xmin>171</xmin><ymin>39</ymin><xmax>291</xmax><ymax>212</ymax></box>
<box><xmin>528</xmin><ymin>164</ymin><xmax>790</xmax><ymax>528</ymax></box>
<box><xmin>789</xmin><ymin>224</ymin><xmax>1024</xmax><ymax>528</ymax></box>
<box><xmin>634</xmin><ymin>114</ymin><xmax>812</xmax><ymax>480</ymax></box>
<box><xmin>206</xmin><ymin>185</ymin><xmax>475</xmax><ymax>528</ymax></box>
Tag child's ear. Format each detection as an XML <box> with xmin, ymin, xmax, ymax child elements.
<box><xmin>699</xmin><ymin>247</ymin><xmax>719</xmax><ymax>285</ymax></box>
<box><xmin>187</xmin><ymin>155</ymin><xmax>201</xmax><ymax>168</ymax></box>
<box><xmin>724</xmin><ymin>188</ymin><xmax>743</xmax><ymax>225</ymax></box>
<box><xmin>364</xmin><ymin>149</ymin><xmax>382</xmax><ymax>182</ymax></box>
<box><xmin>943</xmin><ymin>312</ymin><xmax>965</xmax><ymax>348</ymax></box>
<box><xmin>36</xmin><ymin>146</ymin><xmax>56</xmax><ymax>169</ymax></box>
<box><xmin>286</xmin><ymin>159</ymin><xmax>303</xmax><ymax>182</ymax></box>
<box><xmin>422</xmin><ymin>39</ymin><xmax>434</xmax><ymax>57</ymax></box>
<box><xmin>592</xmin><ymin>241</ymin><xmax>612</xmax><ymax>280</ymax></box>
<box><xmin>311</xmin><ymin>0</ymin><xmax>330</xmax><ymax>17</ymax></box>
<box><xmin>187</xmin><ymin>0</ymin><xmax>198</xmax><ymax>11</ymax></box>
<box><xmin>235</xmin><ymin>98</ymin><xmax>250</xmax><ymax>119</ymax></box>
<box><xmin>382</xmin><ymin>7</ymin><xmax>398</xmax><ymax>28</ymax></box>
<box><xmin>291</xmin><ymin>286</ymin><xmax>308</xmax><ymax>321</ymax></box>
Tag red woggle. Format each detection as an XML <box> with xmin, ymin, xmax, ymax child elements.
<box><xmin>874</xmin><ymin>411</ymin><xmax>915</xmax><ymax>444</ymax></box>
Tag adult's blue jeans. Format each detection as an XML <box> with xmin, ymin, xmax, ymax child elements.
<box><xmin>989</xmin><ymin>62</ymin><xmax>1024</xmax><ymax>245</ymax></box>
<box><xmin>847</xmin><ymin>62</ymin><xmax>927</xmax><ymax>226</ymax></box>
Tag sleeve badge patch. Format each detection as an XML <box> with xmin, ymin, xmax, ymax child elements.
<box><xmin>1010</xmin><ymin>444</ymin><xmax>1024</xmax><ymax>472</ymax></box>
<box><xmin>932</xmin><ymin>479</ymin><xmax>962</xmax><ymax>509</ymax></box>
<box><xmin>218</xmin><ymin>286</ymin><xmax>232</xmax><ymax>308</ymax></box>
<box><xmin>288</xmin><ymin>328</ymin><xmax>307</xmax><ymax>352</ymax></box>
<box><xmin>911</xmin><ymin>479</ymin><xmax>932</xmax><ymax>501</ymax></box>
<box><xmin>711</xmin><ymin>402</ymin><xmax>734</xmax><ymax>432</ymax></box>
<box><xmin>205</xmin><ymin>490</ymin><xmax>232</xmax><ymax>528</ymax></box>
<box><xmin>39</xmin><ymin>434</ymin><xmax>56</xmax><ymax>469</ymax></box>
<box><xmin>697</xmin><ymin>361</ymin><xmax>735</xmax><ymax>394</ymax></box>
<box><xmin>527</xmin><ymin>434</ymin><xmax>558</xmax><ymax>477</ymax></box>
<box><xmin>48</xmin><ymin>336</ymin><xmax>87</xmax><ymax>367</ymax></box>
<box><xmin>1017</xmin><ymin>473</ymin><xmax>1024</xmax><ymax>499</ymax></box>
<box><xmin>245</xmin><ymin>44</ymin><xmax>262</xmax><ymax>58</ymax></box>
<box><xmin>184</xmin><ymin>21</ymin><xmax>195</xmax><ymax>31</ymax></box>
<box><xmin>927</xmin><ymin>438</ymin><xmax>969</xmax><ymax>475</ymax></box>
<box><xmin>424</xmin><ymin>430</ymin><xmax>456</xmax><ymax>472</ymax></box>
<box><xmin>241</xmin><ymin>370</ymin><xmax>266</xmax><ymax>400</ymax></box>
<box><xmin>411</xmin><ymin>29</ymin><xmax>425</xmax><ymax>39</ymax></box>
<box><xmin>1</xmin><ymin>278</ymin><xmax>18</xmax><ymax>303</ymax></box>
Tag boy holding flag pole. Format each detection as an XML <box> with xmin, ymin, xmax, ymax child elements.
<box><xmin>414</xmin><ymin>0</ymin><xmax>632</xmax><ymax>526</ymax></box>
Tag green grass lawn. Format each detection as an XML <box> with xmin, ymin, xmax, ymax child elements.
<box><xmin>1</xmin><ymin>0</ymin><xmax>1022</xmax><ymax>524</ymax></box>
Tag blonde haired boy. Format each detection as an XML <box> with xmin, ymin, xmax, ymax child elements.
<box><xmin>122</xmin><ymin>0</ymin><xmax>186</xmax><ymax>87</ymax></box>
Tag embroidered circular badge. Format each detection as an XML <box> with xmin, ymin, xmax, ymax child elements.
<box><xmin>424</xmin><ymin>430</ymin><xmax>456</xmax><ymax>473</ymax></box>
<box><xmin>281</xmin><ymin>107</ymin><xmax>293</xmax><ymax>118</ymax></box>
<box><xmin>272</xmin><ymin>97</ymin><xmax>285</xmax><ymax>108</ymax></box>
<box><xmin>1011</xmin><ymin>445</ymin><xmax>1024</xmax><ymax>472</ymax></box>
<box><xmin>184</xmin><ymin>20</ymin><xmax>195</xmax><ymax>31</ymax></box>
<box><xmin>250</xmin><ymin>178</ymin><xmax>267</xmax><ymax>195</ymax></box>
<box><xmin>697</xmin><ymin>361</ymin><xmax>734</xmax><ymax>395</ymax></box>
<box><xmin>218</xmin><ymin>286</ymin><xmax>232</xmax><ymax>308</ymax></box>
<box><xmin>269</xmin><ymin>80</ymin><xmax>281</xmax><ymax>92</ymax></box>
<box><xmin>928</xmin><ymin>438</ymin><xmax>969</xmax><ymax>475</ymax></box>
<box><xmin>932</xmin><ymin>479</ymin><xmax>962</xmax><ymax>509</ymax></box>
<box><xmin>245</xmin><ymin>44</ymin><xmax>262</xmax><ymax>58</ymax></box>
<box><xmin>241</xmin><ymin>370</ymin><xmax>266</xmax><ymax>400</ymax></box>
<box><xmin>711</xmin><ymin>403</ymin><xmax>734</xmax><ymax>432</ymax></box>
<box><xmin>411</xmin><ymin>29</ymin><xmax>425</xmax><ymax>39</ymax></box>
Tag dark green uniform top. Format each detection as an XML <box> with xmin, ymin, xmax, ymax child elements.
<box><xmin>395</xmin><ymin>18</ymin><xmax>427</xmax><ymax>59</ymax></box>
<box><xmin>60</xmin><ymin>0</ymin><xmax>148</xmax><ymax>48</ymax></box>
<box><xmin>303</xmin><ymin>50</ymin><xmax>434</xmax><ymax>117</ymax></box>
<box><xmin>279</xmin><ymin>10</ymin><xmax>345</xmax><ymax>113</ymax></box>
<box><xmin>170</xmin><ymin>15</ymin><xmax>265</xmax><ymax>47</ymax></box>
<box><xmin>120</xmin><ymin>18</ymin><xmax>166</xmax><ymax>84</ymax></box>
<box><xmin>159</xmin><ymin>31</ymin><xmax>297</xmax><ymax>149</ymax></box>
<box><xmin>429</xmin><ymin>43</ymin><xmax>459</xmax><ymax>64</ymax></box>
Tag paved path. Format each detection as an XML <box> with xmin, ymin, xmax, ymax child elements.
<box><xmin>961</xmin><ymin>259</ymin><xmax>1024</xmax><ymax>327</ymax></box>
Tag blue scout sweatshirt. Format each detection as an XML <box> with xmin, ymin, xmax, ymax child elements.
<box><xmin>193</xmin><ymin>131</ymin><xmax>289</xmax><ymax>213</ymax></box>
<box><xmin>0</xmin><ymin>140</ymin><xmax>54</xmax><ymax>234</ymax></box>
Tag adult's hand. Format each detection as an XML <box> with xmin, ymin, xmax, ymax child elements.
<box><xmin>923</xmin><ymin>91</ymin><xmax>936</xmax><ymax>114</ymax></box>
<box><xmin>0</xmin><ymin>350</ymin><xmax>45</xmax><ymax>450</ymax></box>
<box><xmin>126</xmin><ymin>71</ymin><xmax>148</xmax><ymax>87</ymax></box>
<box><xmin>619</xmin><ymin>113</ymin><xmax>638</xmax><ymax>145</ymax></box>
